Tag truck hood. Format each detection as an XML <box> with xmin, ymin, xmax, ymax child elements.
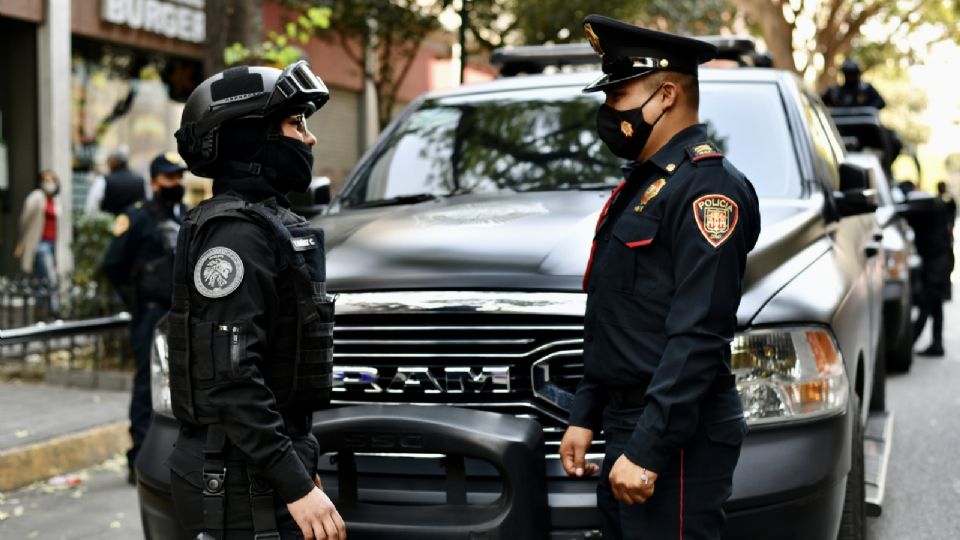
<box><xmin>317</xmin><ymin>191</ymin><xmax>827</xmax><ymax>323</ymax></box>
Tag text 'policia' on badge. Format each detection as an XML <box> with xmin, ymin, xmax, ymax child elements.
<box><xmin>693</xmin><ymin>194</ymin><xmax>739</xmax><ymax>248</ymax></box>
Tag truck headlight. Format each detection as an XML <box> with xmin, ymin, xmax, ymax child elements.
<box><xmin>733</xmin><ymin>327</ymin><xmax>848</xmax><ymax>426</ymax></box>
<box><xmin>150</xmin><ymin>326</ymin><xmax>174</xmax><ymax>418</ymax></box>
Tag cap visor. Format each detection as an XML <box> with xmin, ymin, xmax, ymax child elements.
<box><xmin>582</xmin><ymin>69</ymin><xmax>654</xmax><ymax>93</ymax></box>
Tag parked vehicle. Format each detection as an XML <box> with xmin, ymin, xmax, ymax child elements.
<box><xmin>138</xmin><ymin>61</ymin><xmax>895</xmax><ymax>539</ymax></box>
<box><xmin>846</xmin><ymin>152</ymin><xmax>916</xmax><ymax>374</ymax></box>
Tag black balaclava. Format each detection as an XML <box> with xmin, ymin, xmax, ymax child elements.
<box><xmin>214</xmin><ymin>111</ymin><xmax>314</xmax><ymax>203</ymax></box>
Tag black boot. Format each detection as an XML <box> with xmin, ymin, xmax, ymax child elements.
<box><xmin>917</xmin><ymin>344</ymin><xmax>945</xmax><ymax>357</ymax></box>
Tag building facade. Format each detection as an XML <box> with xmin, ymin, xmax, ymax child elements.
<box><xmin>0</xmin><ymin>0</ymin><xmax>493</xmax><ymax>280</ymax></box>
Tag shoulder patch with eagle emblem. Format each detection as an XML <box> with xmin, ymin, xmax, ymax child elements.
<box><xmin>194</xmin><ymin>247</ymin><xmax>244</xmax><ymax>298</ymax></box>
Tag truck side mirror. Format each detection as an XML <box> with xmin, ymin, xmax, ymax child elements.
<box><xmin>834</xmin><ymin>162</ymin><xmax>878</xmax><ymax>217</ymax></box>
<box><xmin>288</xmin><ymin>176</ymin><xmax>332</xmax><ymax>218</ymax></box>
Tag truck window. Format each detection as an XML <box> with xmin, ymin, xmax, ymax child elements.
<box><xmin>342</xmin><ymin>81</ymin><xmax>803</xmax><ymax>207</ymax></box>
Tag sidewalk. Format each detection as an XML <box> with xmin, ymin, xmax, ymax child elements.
<box><xmin>0</xmin><ymin>379</ymin><xmax>130</xmax><ymax>492</ymax></box>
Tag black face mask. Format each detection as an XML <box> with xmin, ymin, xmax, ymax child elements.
<box><xmin>272</xmin><ymin>137</ymin><xmax>315</xmax><ymax>193</ymax></box>
<box><xmin>596</xmin><ymin>84</ymin><xmax>665</xmax><ymax>161</ymax></box>
<box><xmin>158</xmin><ymin>185</ymin><xmax>185</xmax><ymax>206</ymax></box>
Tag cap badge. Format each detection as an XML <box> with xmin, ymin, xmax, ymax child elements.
<box><xmin>620</xmin><ymin>120</ymin><xmax>634</xmax><ymax>137</ymax></box>
<box><xmin>164</xmin><ymin>151</ymin><xmax>183</xmax><ymax>165</ymax></box>
<box><xmin>584</xmin><ymin>23</ymin><xmax>604</xmax><ymax>55</ymax></box>
<box><xmin>659</xmin><ymin>59</ymin><xmax>669</xmax><ymax>68</ymax></box>
<box><xmin>693</xmin><ymin>194</ymin><xmax>739</xmax><ymax>248</ymax></box>
<box><xmin>194</xmin><ymin>247</ymin><xmax>245</xmax><ymax>298</ymax></box>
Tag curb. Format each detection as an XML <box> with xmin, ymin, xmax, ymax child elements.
<box><xmin>0</xmin><ymin>421</ymin><xmax>130</xmax><ymax>492</ymax></box>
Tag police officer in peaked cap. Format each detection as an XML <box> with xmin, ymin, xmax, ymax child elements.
<box><xmin>102</xmin><ymin>151</ymin><xmax>188</xmax><ymax>485</ymax></box>
<box><xmin>167</xmin><ymin>61</ymin><xmax>343</xmax><ymax>539</ymax></box>
<box><xmin>559</xmin><ymin>15</ymin><xmax>761</xmax><ymax>539</ymax></box>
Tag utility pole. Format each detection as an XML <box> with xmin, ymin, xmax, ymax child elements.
<box><xmin>361</xmin><ymin>16</ymin><xmax>380</xmax><ymax>149</ymax></box>
<box><xmin>458</xmin><ymin>0</ymin><xmax>469</xmax><ymax>84</ymax></box>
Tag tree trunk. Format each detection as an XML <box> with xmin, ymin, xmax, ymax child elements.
<box><xmin>732</xmin><ymin>0</ymin><xmax>798</xmax><ymax>73</ymax></box>
<box><xmin>204</xmin><ymin>0</ymin><xmax>264</xmax><ymax>76</ymax></box>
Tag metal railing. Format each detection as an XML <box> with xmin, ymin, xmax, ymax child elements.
<box><xmin>0</xmin><ymin>277</ymin><xmax>131</xmax><ymax>371</ymax></box>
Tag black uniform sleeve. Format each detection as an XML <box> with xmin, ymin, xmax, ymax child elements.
<box><xmin>568</xmin><ymin>377</ymin><xmax>607</xmax><ymax>432</ymax></box>
<box><xmin>101</xmin><ymin>212</ymin><xmax>137</xmax><ymax>306</ymax></box>
<box><xmin>191</xmin><ymin>219</ymin><xmax>315</xmax><ymax>504</ymax></box>
<box><xmin>863</xmin><ymin>84</ymin><xmax>886</xmax><ymax>109</ymax></box>
<box><xmin>624</xmin><ymin>176</ymin><xmax>755</xmax><ymax>474</ymax></box>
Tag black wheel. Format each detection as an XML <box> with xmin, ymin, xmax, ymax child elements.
<box><xmin>837</xmin><ymin>397</ymin><xmax>866</xmax><ymax>540</ymax></box>
<box><xmin>869</xmin><ymin>346</ymin><xmax>886</xmax><ymax>412</ymax></box>
<box><xmin>886</xmin><ymin>327</ymin><xmax>914</xmax><ymax>373</ymax></box>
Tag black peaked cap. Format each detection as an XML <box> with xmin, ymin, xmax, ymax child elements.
<box><xmin>582</xmin><ymin>14</ymin><xmax>718</xmax><ymax>93</ymax></box>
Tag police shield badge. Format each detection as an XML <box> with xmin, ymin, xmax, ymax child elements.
<box><xmin>693</xmin><ymin>194</ymin><xmax>738</xmax><ymax>248</ymax></box>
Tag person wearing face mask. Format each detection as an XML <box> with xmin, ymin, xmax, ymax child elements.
<box><xmin>14</xmin><ymin>170</ymin><xmax>62</xmax><ymax>313</ymax></box>
<box><xmin>165</xmin><ymin>61</ymin><xmax>343</xmax><ymax>540</ymax></box>
<box><xmin>558</xmin><ymin>16</ymin><xmax>761</xmax><ymax>540</ymax></box>
<box><xmin>102</xmin><ymin>152</ymin><xmax>188</xmax><ymax>484</ymax></box>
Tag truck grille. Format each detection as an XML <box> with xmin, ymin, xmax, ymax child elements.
<box><xmin>330</xmin><ymin>312</ymin><xmax>601</xmax><ymax>456</ymax></box>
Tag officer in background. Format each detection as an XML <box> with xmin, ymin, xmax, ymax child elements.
<box><xmin>899</xmin><ymin>181</ymin><xmax>954</xmax><ymax>356</ymax></box>
<box><xmin>937</xmin><ymin>181</ymin><xmax>957</xmax><ymax>234</ymax></box>
<box><xmin>84</xmin><ymin>147</ymin><xmax>151</xmax><ymax>215</ymax></box>
<box><xmin>168</xmin><ymin>61</ymin><xmax>343</xmax><ymax>539</ymax></box>
<box><xmin>559</xmin><ymin>16</ymin><xmax>761</xmax><ymax>539</ymax></box>
<box><xmin>821</xmin><ymin>58</ymin><xmax>886</xmax><ymax>109</ymax></box>
<box><xmin>102</xmin><ymin>152</ymin><xmax>187</xmax><ymax>483</ymax></box>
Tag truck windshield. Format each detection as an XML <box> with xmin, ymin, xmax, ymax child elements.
<box><xmin>341</xmin><ymin>81</ymin><xmax>800</xmax><ymax>208</ymax></box>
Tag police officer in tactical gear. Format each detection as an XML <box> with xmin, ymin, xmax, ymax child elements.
<box><xmin>168</xmin><ymin>61</ymin><xmax>343</xmax><ymax>540</ymax></box>
<box><xmin>899</xmin><ymin>181</ymin><xmax>954</xmax><ymax>357</ymax></box>
<box><xmin>102</xmin><ymin>151</ymin><xmax>187</xmax><ymax>484</ymax></box>
<box><xmin>559</xmin><ymin>16</ymin><xmax>760</xmax><ymax>539</ymax></box>
<box><xmin>821</xmin><ymin>58</ymin><xmax>886</xmax><ymax>109</ymax></box>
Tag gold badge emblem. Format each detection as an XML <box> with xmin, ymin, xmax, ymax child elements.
<box><xmin>693</xmin><ymin>194</ymin><xmax>739</xmax><ymax>248</ymax></box>
<box><xmin>620</xmin><ymin>120</ymin><xmax>634</xmax><ymax>137</ymax></box>
<box><xmin>641</xmin><ymin>179</ymin><xmax>666</xmax><ymax>205</ymax></box>
<box><xmin>584</xmin><ymin>23</ymin><xmax>603</xmax><ymax>55</ymax></box>
<box><xmin>164</xmin><ymin>151</ymin><xmax>184</xmax><ymax>166</ymax></box>
<box><xmin>666</xmin><ymin>163</ymin><xmax>677</xmax><ymax>173</ymax></box>
<box><xmin>112</xmin><ymin>214</ymin><xmax>130</xmax><ymax>237</ymax></box>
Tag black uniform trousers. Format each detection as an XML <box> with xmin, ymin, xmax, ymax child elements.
<box><xmin>597</xmin><ymin>398</ymin><xmax>744</xmax><ymax>540</ymax></box>
<box><xmin>128</xmin><ymin>304</ymin><xmax>166</xmax><ymax>472</ymax></box>
<box><xmin>169</xmin><ymin>429</ymin><xmax>321</xmax><ymax>539</ymax></box>
<box><xmin>913</xmin><ymin>251</ymin><xmax>955</xmax><ymax>348</ymax></box>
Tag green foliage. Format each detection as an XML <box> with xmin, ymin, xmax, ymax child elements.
<box><xmin>70</xmin><ymin>213</ymin><xmax>119</xmax><ymax>317</ymax></box>
<box><xmin>283</xmin><ymin>0</ymin><xmax>451</xmax><ymax>127</ymax></box>
<box><xmin>467</xmin><ymin>0</ymin><xmax>732</xmax><ymax>50</ymax></box>
<box><xmin>224</xmin><ymin>6</ymin><xmax>332</xmax><ymax>68</ymax></box>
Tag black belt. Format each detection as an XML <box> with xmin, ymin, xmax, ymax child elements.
<box><xmin>606</xmin><ymin>373</ymin><xmax>737</xmax><ymax>410</ymax></box>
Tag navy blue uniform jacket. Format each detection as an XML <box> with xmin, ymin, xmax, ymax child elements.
<box><xmin>570</xmin><ymin>124</ymin><xmax>761</xmax><ymax>475</ymax></box>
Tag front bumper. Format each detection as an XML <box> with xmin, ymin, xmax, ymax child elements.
<box><xmin>137</xmin><ymin>405</ymin><xmax>852</xmax><ymax>539</ymax></box>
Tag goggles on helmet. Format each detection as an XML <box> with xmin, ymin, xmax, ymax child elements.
<box><xmin>263</xmin><ymin>60</ymin><xmax>329</xmax><ymax>116</ymax></box>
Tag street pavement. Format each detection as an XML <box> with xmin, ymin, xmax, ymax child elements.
<box><xmin>1</xmin><ymin>291</ymin><xmax>959</xmax><ymax>538</ymax></box>
<box><xmin>868</xmin><ymin>294</ymin><xmax>960</xmax><ymax>539</ymax></box>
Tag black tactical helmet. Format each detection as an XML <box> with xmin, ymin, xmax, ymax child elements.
<box><xmin>175</xmin><ymin>61</ymin><xmax>329</xmax><ymax>176</ymax></box>
<box><xmin>840</xmin><ymin>58</ymin><xmax>861</xmax><ymax>74</ymax></box>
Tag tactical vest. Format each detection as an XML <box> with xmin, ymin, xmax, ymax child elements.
<box><xmin>134</xmin><ymin>202</ymin><xmax>180</xmax><ymax>305</ymax></box>
<box><xmin>167</xmin><ymin>196</ymin><xmax>334</xmax><ymax>426</ymax></box>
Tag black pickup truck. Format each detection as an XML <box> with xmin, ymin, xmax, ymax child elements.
<box><xmin>138</xmin><ymin>66</ymin><xmax>896</xmax><ymax>539</ymax></box>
